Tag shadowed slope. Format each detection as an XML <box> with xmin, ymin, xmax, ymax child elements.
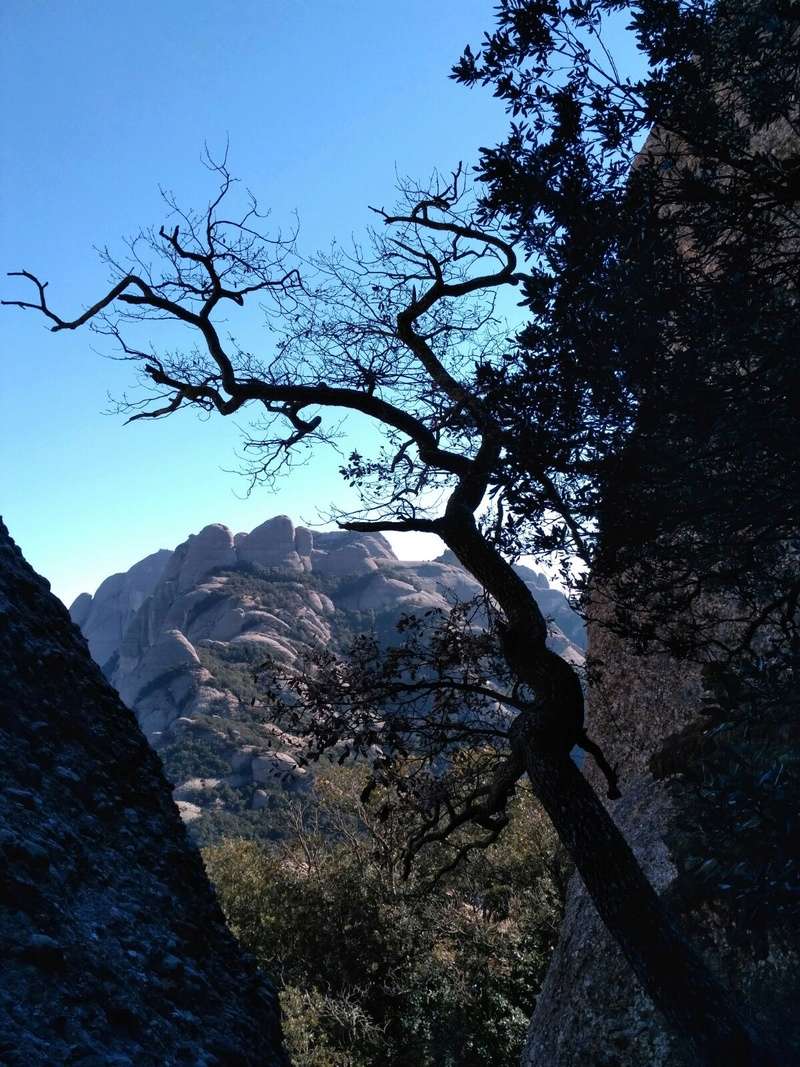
<box><xmin>0</xmin><ymin>519</ymin><xmax>287</xmax><ymax>1066</ymax></box>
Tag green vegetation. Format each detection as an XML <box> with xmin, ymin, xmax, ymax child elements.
<box><xmin>159</xmin><ymin>733</ymin><xmax>231</xmax><ymax>783</ymax></box>
<box><xmin>188</xmin><ymin>803</ymin><xmax>290</xmax><ymax>849</ymax></box>
<box><xmin>196</xmin><ymin>645</ymin><xmax>263</xmax><ymax>704</ymax></box>
<box><xmin>204</xmin><ymin>766</ymin><xmax>567</xmax><ymax>1067</ymax></box>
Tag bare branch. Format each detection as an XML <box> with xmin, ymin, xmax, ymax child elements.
<box><xmin>4</xmin><ymin>270</ymin><xmax>157</xmax><ymax>332</ymax></box>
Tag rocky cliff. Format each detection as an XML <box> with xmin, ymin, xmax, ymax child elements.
<box><xmin>69</xmin><ymin>548</ymin><xmax>173</xmax><ymax>671</ymax></box>
<box><xmin>70</xmin><ymin>515</ymin><xmax>585</xmax><ymax>842</ymax></box>
<box><xmin>522</xmin><ymin>613</ymin><xmax>799</xmax><ymax>1066</ymax></box>
<box><xmin>0</xmin><ymin>519</ymin><xmax>287</xmax><ymax>1066</ymax></box>
<box><xmin>519</xmin><ymin>86</ymin><xmax>800</xmax><ymax>1067</ymax></box>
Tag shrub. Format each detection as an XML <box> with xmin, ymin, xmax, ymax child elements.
<box><xmin>204</xmin><ymin>767</ymin><xmax>566</xmax><ymax>1066</ymax></box>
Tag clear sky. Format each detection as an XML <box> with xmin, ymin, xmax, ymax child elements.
<box><xmin>1</xmin><ymin>2</ymin><xmax>643</xmax><ymax>607</ymax></box>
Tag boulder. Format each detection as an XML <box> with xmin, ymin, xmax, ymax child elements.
<box><xmin>175</xmin><ymin>800</ymin><xmax>203</xmax><ymax>823</ymax></box>
<box><xmin>168</xmin><ymin>524</ymin><xmax>236</xmax><ymax>593</ymax></box>
<box><xmin>0</xmin><ymin>519</ymin><xmax>287</xmax><ymax>1065</ymax></box>
<box><xmin>306</xmin><ymin>589</ymin><xmax>335</xmax><ymax>614</ymax></box>
<box><xmin>294</xmin><ymin>526</ymin><xmax>314</xmax><ymax>556</ymax></box>
<box><xmin>236</xmin><ymin>515</ymin><xmax>302</xmax><ymax>570</ymax></box>
<box><xmin>173</xmin><ymin>778</ymin><xmax>223</xmax><ymax>801</ymax></box>
<box><xmin>261</xmin><ymin>723</ymin><xmax>304</xmax><ymax>749</ymax></box>
<box><xmin>311</xmin><ymin>543</ymin><xmax>378</xmax><ymax>577</ymax></box>
<box><xmin>251</xmin><ymin>751</ymin><xmax>307</xmax><ymax>786</ymax></box>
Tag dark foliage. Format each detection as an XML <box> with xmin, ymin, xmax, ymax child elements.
<box><xmin>204</xmin><ymin>768</ymin><xmax>567</xmax><ymax>1067</ymax></box>
<box><xmin>453</xmin><ymin>0</ymin><xmax>800</xmax><ymax>656</ymax></box>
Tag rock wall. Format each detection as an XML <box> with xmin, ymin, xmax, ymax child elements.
<box><xmin>522</xmin><ymin>618</ymin><xmax>799</xmax><ymax>1065</ymax></box>
<box><xmin>522</xmin><ymin>36</ymin><xmax>800</xmax><ymax>1065</ymax></box>
<box><xmin>0</xmin><ymin>519</ymin><xmax>287</xmax><ymax>1066</ymax></box>
<box><xmin>72</xmin><ymin>548</ymin><xmax>172</xmax><ymax>670</ymax></box>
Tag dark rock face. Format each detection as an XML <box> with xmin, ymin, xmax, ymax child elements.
<box><xmin>522</xmin><ymin>102</ymin><xmax>800</xmax><ymax>1067</ymax></box>
<box><xmin>0</xmin><ymin>520</ymin><xmax>287</xmax><ymax>1066</ymax></box>
<box><xmin>522</xmin><ymin>600</ymin><xmax>800</xmax><ymax>1066</ymax></box>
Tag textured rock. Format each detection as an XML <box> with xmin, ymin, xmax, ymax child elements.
<box><xmin>294</xmin><ymin>525</ymin><xmax>314</xmax><ymax>556</ymax></box>
<box><xmin>522</xmin><ymin>100</ymin><xmax>800</xmax><ymax>1067</ymax></box>
<box><xmin>237</xmin><ymin>516</ymin><xmax>302</xmax><ymax>571</ymax></box>
<box><xmin>173</xmin><ymin>778</ymin><xmax>223</xmax><ymax>800</ymax></box>
<box><xmin>338</xmin><ymin>573</ymin><xmax>417</xmax><ymax>610</ymax></box>
<box><xmin>229</xmin><ymin>631</ymin><xmax>298</xmax><ymax>660</ymax></box>
<box><xmin>313</xmin><ymin>528</ymin><xmax>395</xmax><ymax>559</ymax></box>
<box><xmin>117</xmin><ymin>629</ymin><xmax>212</xmax><ymax>741</ymax></box>
<box><xmin>69</xmin><ymin>591</ymin><xmax>93</xmax><ymax>628</ymax></box>
<box><xmin>169</xmin><ymin>524</ymin><xmax>237</xmax><ymax>593</ymax></box>
<box><xmin>174</xmin><ymin>800</ymin><xmax>203</xmax><ymax>823</ymax></box>
<box><xmin>251</xmin><ymin>752</ymin><xmax>306</xmax><ymax>787</ymax></box>
<box><xmin>0</xmin><ymin>518</ymin><xmax>287</xmax><ymax>1066</ymax></box>
<box><xmin>523</xmin><ymin>769</ymin><xmax>679</xmax><ymax>1066</ymax></box>
<box><xmin>311</xmin><ymin>543</ymin><xmax>378</xmax><ymax>577</ymax></box>
<box><xmin>71</xmin><ymin>515</ymin><xmax>585</xmax><ymax>831</ymax></box>
<box><xmin>69</xmin><ymin>548</ymin><xmax>171</xmax><ymax>669</ymax></box>
<box><xmin>522</xmin><ymin>610</ymin><xmax>799</xmax><ymax>1065</ymax></box>
<box><xmin>395</xmin><ymin>557</ymin><xmax>482</xmax><ymax>602</ymax></box>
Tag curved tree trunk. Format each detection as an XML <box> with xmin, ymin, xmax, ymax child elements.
<box><xmin>441</xmin><ymin>505</ymin><xmax>776</xmax><ymax>1067</ymax></box>
<box><xmin>518</xmin><ymin>741</ymin><xmax>776</xmax><ymax>1067</ymax></box>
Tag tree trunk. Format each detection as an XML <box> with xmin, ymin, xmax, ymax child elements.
<box><xmin>441</xmin><ymin>507</ymin><xmax>775</xmax><ymax>1066</ymax></box>
<box><xmin>520</xmin><ymin>739</ymin><xmax>777</xmax><ymax>1067</ymax></box>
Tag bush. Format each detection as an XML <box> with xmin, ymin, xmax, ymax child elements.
<box><xmin>204</xmin><ymin>767</ymin><xmax>566</xmax><ymax>1066</ymax></box>
<box><xmin>158</xmin><ymin>734</ymin><xmax>230</xmax><ymax>783</ymax></box>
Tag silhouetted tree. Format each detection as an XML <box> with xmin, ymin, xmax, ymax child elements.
<box><xmin>6</xmin><ymin>1</ymin><xmax>798</xmax><ymax>1060</ymax></box>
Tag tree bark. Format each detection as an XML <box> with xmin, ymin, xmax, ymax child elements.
<box><xmin>518</xmin><ymin>740</ymin><xmax>776</xmax><ymax>1067</ymax></box>
<box><xmin>440</xmin><ymin>506</ymin><xmax>775</xmax><ymax>1066</ymax></box>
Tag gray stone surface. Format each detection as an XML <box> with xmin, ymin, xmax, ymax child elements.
<box><xmin>118</xmin><ymin>629</ymin><xmax>213</xmax><ymax>740</ymax></box>
<box><xmin>168</xmin><ymin>524</ymin><xmax>237</xmax><ymax>593</ymax></box>
<box><xmin>0</xmin><ymin>518</ymin><xmax>287</xmax><ymax>1066</ymax></box>
<box><xmin>237</xmin><ymin>515</ymin><xmax>302</xmax><ymax>571</ymax></box>
<box><xmin>71</xmin><ymin>515</ymin><xmax>586</xmax><ymax>818</ymax></box>
<box><xmin>69</xmin><ymin>548</ymin><xmax>171</xmax><ymax>669</ymax></box>
<box><xmin>522</xmin><ymin>776</ymin><xmax>679</xmax><ymax>1067</ymax></box>
<box><xmin>312</xmin><ymin>528</ymin><xmax>395</xmax><ymax>559</ymax></box>
<box><xmin>522</xmin><ymin>594</ymin><xmax>799</xmax><ymax>1065</ymax></box>
<box><xmin>311</xmin><ymin>543</ymin><xmax>378</xmax><ymax>577</ymax></box>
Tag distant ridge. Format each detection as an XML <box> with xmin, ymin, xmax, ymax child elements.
<box><xmin>72</xmin><ymin>515</ymin><xmax>585</xmax><ymax>842</ymax></box>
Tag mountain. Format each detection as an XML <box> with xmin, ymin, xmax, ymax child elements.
<box><xmin>70</xmin><ymin>548</ymin><xmax>173</xmax><ymax>670</ymax></box>
<box><xmin>0</xmin><ymin>518</ymin><xmax>287</xmax><ymax>1065</ymax></box>
<box><xmin>71</xmin><ymin>515</ymin><xmax>585</xmax><ymax>842</ymax></box>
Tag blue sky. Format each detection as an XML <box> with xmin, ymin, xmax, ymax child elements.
<box><xmin>1</xmin><ymin>1</ymin><xmax>643</xmax><ymax>606</ymax></box>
